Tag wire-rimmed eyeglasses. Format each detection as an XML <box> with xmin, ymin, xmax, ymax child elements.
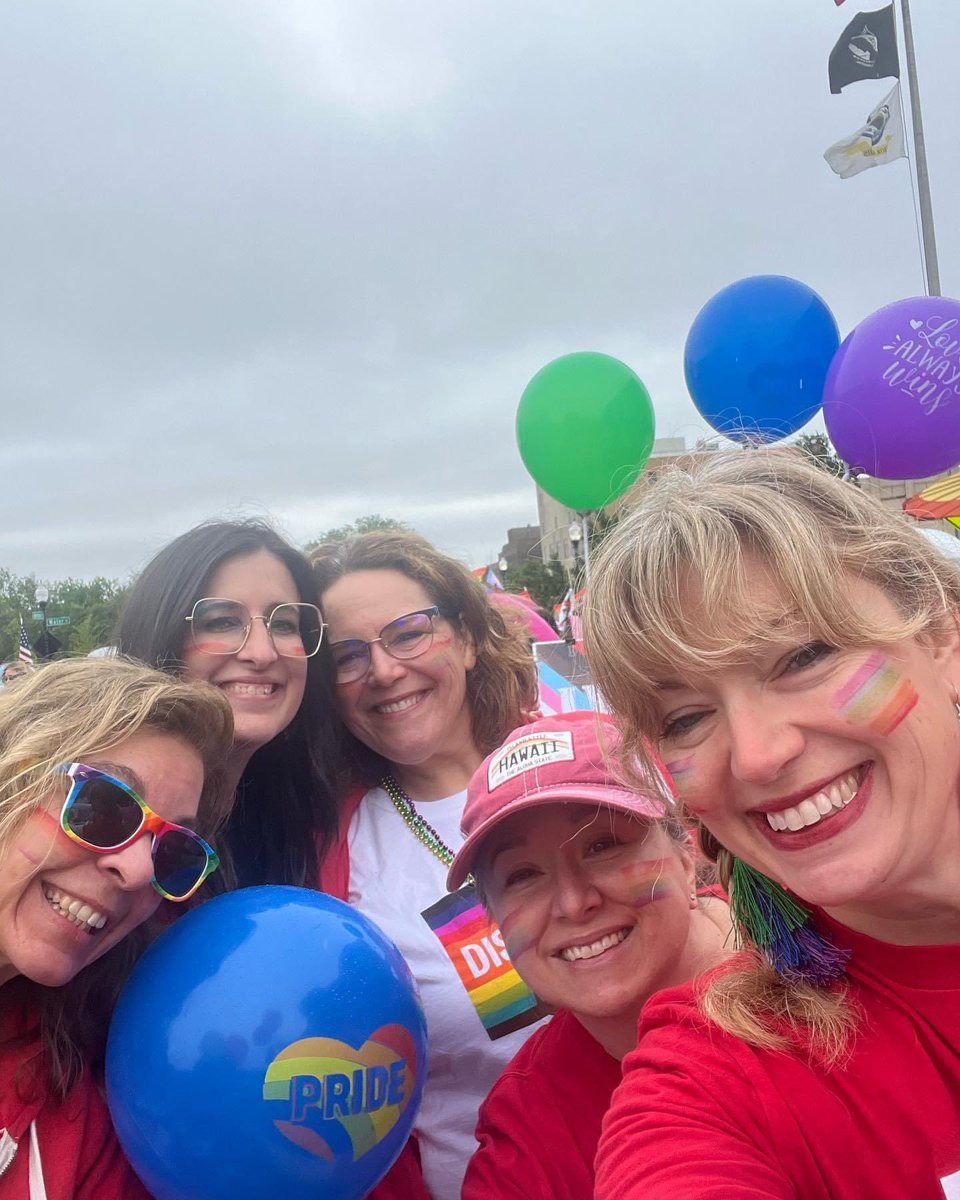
<box><xmin>329</xmin><ymin>606</ymin><xmax>456</xmax><ymax>683</ymax></box>
<box><xmin>185</xmin><ymin>598</ymin><xmax>325</xmax><ymax>659</ymax></box>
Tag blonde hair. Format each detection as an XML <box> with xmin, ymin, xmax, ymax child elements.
<box><xmin>0</xmin><ymin>657</ymin><xmax>234</xmax><ymax>1097</ymax></box>
<box><xmin>0</xmin><ymin>657</ymin><xmax>233</xmax><ymax>848</ymax></box>
<box><xmin>310</xmin><ymin>531</ymin><xmax>538</xmax><ymax>771</ymax></box>
<box><xmin>584</xmin><ymin>447</ymin><xmax>960</xmax><ymax>1059</ymax></box>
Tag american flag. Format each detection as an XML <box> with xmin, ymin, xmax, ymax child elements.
<box><xmin>18</xmin><ymin>616</ymin><xmax>34</xmax><ymax>667</ymax></box>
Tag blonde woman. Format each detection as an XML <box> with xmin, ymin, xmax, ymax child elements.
<box><xmin>586</xmin><ymin>449</ymin><xmax>960</xmax><ymax>1200</ymax></box>
<box><xmin>0</xmin><ymin>657</ymin><xmax>232</xmax><ymax>1198</ymax></box>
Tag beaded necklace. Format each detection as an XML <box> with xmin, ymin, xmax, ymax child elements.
<box><xmin>381</xmin><ymin>774</ymin><xmax>473</xmax><ymax>885</ymax></box>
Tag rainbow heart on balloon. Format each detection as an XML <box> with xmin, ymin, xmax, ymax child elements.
<box><xmin>262</xmin><ymin>1024</ymin><xmax>420</xmax><ymax>1163</ymax></box>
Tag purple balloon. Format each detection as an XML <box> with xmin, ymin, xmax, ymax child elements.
<box><xmin>823</xmin><ymin>295</ymin><xmax>960</xmax><ymax>479</ymax></box>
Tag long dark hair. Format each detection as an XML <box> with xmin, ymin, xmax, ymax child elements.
<box><xmin>116</xmin><ymin>519</ymin><xmax>340</xmax><ymax>887</ymax></box>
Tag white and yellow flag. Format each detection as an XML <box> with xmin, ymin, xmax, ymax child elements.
<box><xmin>824</xmin><ymin>82</ymin><xmax>905</xmax><ymax>178</ymax></box>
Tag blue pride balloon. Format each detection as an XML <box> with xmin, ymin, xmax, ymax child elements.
<box><xmin>684</xmin><ymin>275</ymin><xmax>840</xmax><ymax>442</ymax></box>
<box><xmin>107</xmin><ymin>887</ymin><xmax>427</xmax><ymax>1200</ymax></box>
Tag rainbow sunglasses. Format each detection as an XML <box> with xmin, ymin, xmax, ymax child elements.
<box><xmin>56</xmin><ymin>762</ymin><xmax>219</xmax><ymax>901</ymax></box>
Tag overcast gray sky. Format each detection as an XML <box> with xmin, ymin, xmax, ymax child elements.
<box><xmin>2</xmin><ymin>0</ymin><xmax>955</xmax><ymax>582</ymax></box>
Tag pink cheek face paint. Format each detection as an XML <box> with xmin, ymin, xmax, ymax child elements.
<box><xmin>665</xmin><ymin>755</ymin><xmax>696</xmax><ymax>800</ymax></box>
<box><xmin>497</xmin><ymin>906</ymin><xmax>539</xmax><ymax>960</ymax></box>
<box><xmin>617</xmin><ymin>856</ymin><xmax>674</xmax><ymax>909</ymax></box>
<box><xmin>16</xmin><ymin>809</ymin><xmax>64</xmax><ymax>866</ymax></box>
<box><xmin>833</xmin><ymin>652</ymin><xmax>919</xmax><ymax>735</ymax></box>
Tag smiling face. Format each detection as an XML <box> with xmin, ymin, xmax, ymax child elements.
<box><xmin>322</xmin><ymin>568</ymin><xmax>478</xmax><ymax>772</ymax></box>
<box><xmin>0</xmin><ymin>729</ymin><xmax>204</xmax><ymax>989</ymax></box>
<box><xmin>181</xmin><ymin>549</ymin><xmax>309</xmax><ymax>758</ymax></box>
<box><xmin>654</xmin><ymin>558</ymin><xmax>960</xmax><ymax>928</ymax></box>
<box><xmin>480</xmin><ymin>803</ymin><xmax>698</xmax><ymax>1026</ymax></box>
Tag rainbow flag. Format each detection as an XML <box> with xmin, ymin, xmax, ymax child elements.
<box><xmin>421</xmin><ymin>888</ymin><xmax>545</xmax><ymax>1040</ymax></box>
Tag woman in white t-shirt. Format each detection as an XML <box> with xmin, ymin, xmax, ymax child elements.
<box><xmin>311</xmin><ymin>531</ymin><xmax>545</xmax><ymax>1200</ymax></box>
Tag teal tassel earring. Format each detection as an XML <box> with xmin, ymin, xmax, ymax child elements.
<box><xmin>728</xmin><ymin>857</ymin><xmax>849</xmax><ymax>986</ymax></box>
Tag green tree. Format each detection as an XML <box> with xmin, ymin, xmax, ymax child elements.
<box><xmin>303</xmin><ymin>514</ymin><xmax>412</xmax><ymax>552</ymax></box>
<box><xmin>501</xmin><ymin>558</ymin><xmax>568</xmax><ymax>611</ymax></box>
<box><xmin>0</xmin><ymin>574</ymin><xmax>128</xmax><ymax>663</ymax></box>
<box><xmin>793</xmin><ymin>432</ymin><xmax>844</xmax><ymax>478</ymax></box>
<box><xmin>51</xmin><ymin>577</ymin><xmax>129</xmax><ymax>655</ymax></box>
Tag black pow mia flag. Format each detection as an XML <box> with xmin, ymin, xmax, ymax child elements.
<box><xmin>829</xmin><ymin>5</ymin><xmax>900</xmax><ymax>94</ymax></box>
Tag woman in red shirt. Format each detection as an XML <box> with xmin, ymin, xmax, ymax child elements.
<box><xmin>586</xmin><ymin>448</ymin><xmax>960</xmax><ymax>1200</ymax></box>
<box><xmin>0</xmin><ymin>657</ymin><xmax>232</xmax><ymax>1200</ymax></box>
<box><xmin>448</xmin><ymin>711</ymin><xmax>730</xmax><ymax>1200</ymax></box>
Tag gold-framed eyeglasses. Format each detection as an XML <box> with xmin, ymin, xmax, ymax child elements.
<box><xmin>185</xmin><ymin>598</ymin><xmax>325</xmax><ymax>659</ymax></box>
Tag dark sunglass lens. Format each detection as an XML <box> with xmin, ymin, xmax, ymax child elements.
<box><xmin>67</xmin><ymin>778</ymin><xmax>143</xmax><ymax>848</ymax></box>
<box><xmin>384</xmin><ymin>612</ymin><xmax>433</xmax><ymax>658</ymax></box>
<box><xmin>190</xmin><ymin>600</ymin><xmax>248</xmax><ymax>654</ymax></box>
<box><xmin>153</xmin><ymin>830</ymin><xmax>208</xmax><ymax>899</ymax></box>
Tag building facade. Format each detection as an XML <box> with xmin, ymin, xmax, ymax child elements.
<box><xmin>498</xmin><ymin>524</ymin><xmax>542</xmax><ymax>569</ymax></box>
<box><xmin>535</xmin><ymin>439</ymin><xmax>960</xmax><ymax>574</ymax></box>
<box><xmin>535</xmin><ymin>437</ymin><xmax>715</xmax><ymax>573</ymax></box>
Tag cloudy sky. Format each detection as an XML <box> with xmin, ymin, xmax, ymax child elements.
<box><xmin>2</xmin><ymin>0</ymin><xmax>955</xmax><ymax>582</ymax></box>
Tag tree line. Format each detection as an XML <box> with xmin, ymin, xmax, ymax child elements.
<box><xmin>0</xmin><ymin>572</ymin><xmax>129</xmax><ymax>663</ymax></box>
<box><xmin>0</xmin><ymin>517</ymin><xmax>412</xmax><ymax>665</ymax></box>
<box><xmin>1</xmin><ymin>435</ymin><xmax>841</xmax><ymax>663</ymax></box>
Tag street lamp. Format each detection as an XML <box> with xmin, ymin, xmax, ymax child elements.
<box><xmin>34</xmin><ymin>586</ymin><xmax>49</xmax><ymax>660</ymax></box>
<box><xmin>498</xmin><ymin>557</ymin><xmax>509</xmax><ymax>573</ymax></box>
<box><xmin>568</xmin><ymin>518</ymin><xmax>591</xmax><ymax>581</ymax></box>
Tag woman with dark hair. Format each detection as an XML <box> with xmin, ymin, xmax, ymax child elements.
<box><xmin>117</xmin><ymin>519</ymin><xmax>339</xmax><ymax>887</ymax></box>
<box><xmin>311</xmin><ymin>531</ymin><xmax>544</xmax><ymax>1200</ymax></box>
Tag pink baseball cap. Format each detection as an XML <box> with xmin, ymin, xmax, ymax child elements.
<box><xmin>447</xmin><ymin>711</ymin><xmax>675</xmax><ymax>890</ymax></box>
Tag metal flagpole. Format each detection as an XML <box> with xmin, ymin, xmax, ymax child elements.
<box><xmin>897</xmin><ymin>0</ymin><xmax>941</xmax><ymax>296</ymax></box>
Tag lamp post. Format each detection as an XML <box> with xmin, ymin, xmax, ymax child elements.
<box><xmin>34</xmin><ymin>585</ymin><xmax>49</xmax><ymax>661</ymax></box>
<box><xmin>568</xmin><ymin>519</ymin><xmax>591</xmax><ymax>581</ymax></box>
<box><xmin>568</xmin><ymin>521</ymin><xmax>582</xmax><ymax>574</ymax></box>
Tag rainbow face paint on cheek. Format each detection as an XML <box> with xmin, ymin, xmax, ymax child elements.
<box><xmin>17</xmin><ymin>809</ymin><xmax>62</xmax><ymax>860</ymax></box>
<box><xmin>616</xmin><ymin>856</ymin><xmax>674</xmax><ymax>908</ymax></box>
<box><xmin>665</xmin><ymin>755</ymin><xmax>695</xmax><ymax>792</ymax></box>
<box><xmin>833</xmin><ymin>652</ymin><xmax>919</xmax><ymax>735</ymax></box>
<box><xmin>497</xmin><ymin>907</ymin><xmax>540</xmax><ymax>960</ymax></box>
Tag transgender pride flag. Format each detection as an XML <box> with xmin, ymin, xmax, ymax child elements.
<box><xmin>533</xmin><ymin>641</ymin><xmax>605</xmax><ymax>715</ymax></box>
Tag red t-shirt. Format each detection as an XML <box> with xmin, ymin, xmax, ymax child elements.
<box><xmin>462</xmin><ymin>1008</ymin><xmax>621</xmax><ymax>1200</ymax></box>
<box><xmin>0</xmin><ymin>990</ymin><xmax>151</xmax><ymax>1200</ymax></box>
<box><xmin>596</xmin><ymin>913</ymin><xmax>960</xmax><ymax>1200</ymax></box>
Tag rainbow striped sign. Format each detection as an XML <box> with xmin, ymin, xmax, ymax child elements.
<box><xmin>421</xmin><ymin>886</ymin><xmax>548</xmax><ymax>1041</ymax></box>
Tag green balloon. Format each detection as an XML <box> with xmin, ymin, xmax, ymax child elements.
<box><xmin>516</xmin><ymin>352</ymin><xmax>656</xmax><ymax>510</ymax></box>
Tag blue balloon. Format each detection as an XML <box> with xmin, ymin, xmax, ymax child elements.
<box><xmin>684</xmin><ymin>275</ymin><xmax>840</xmax><ymax>442</ymax></box>
<box><xmin>107</xmin><ymin>887</ymin><xmax>427</xmax><ymax>1200</ymax></box>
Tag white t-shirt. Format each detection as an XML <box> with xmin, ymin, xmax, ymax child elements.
<box><xmin>348</xmin><ymin>784</ymin><xmax>547</xmax><ymax>1200</ymax></box>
